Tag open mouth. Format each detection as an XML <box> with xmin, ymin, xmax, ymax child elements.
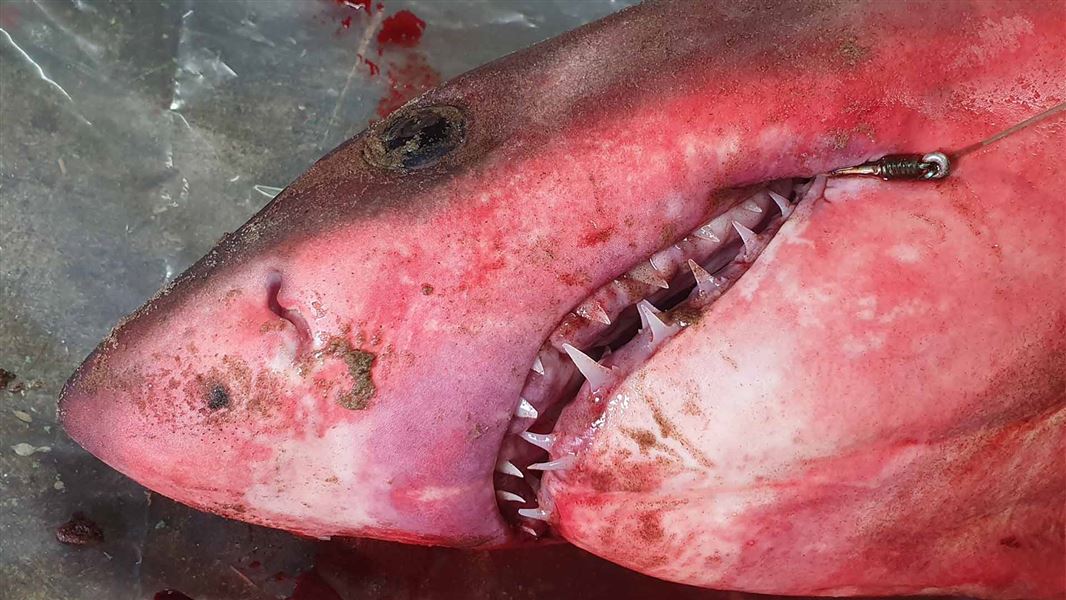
<box><xmin>493</xmin><ymin>175</ymin><xmax>825</xmax><ymax>538</ymax></box>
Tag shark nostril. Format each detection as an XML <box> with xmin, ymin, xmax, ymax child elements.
<box><xmin>207</xmin><ymin>384</ymin><xmax>230</xmax><ymax>410</ymax></box>
<box><xmin>265</xmin><ymin>271</ymin><xmax>312</xmax><ymax>343</ymax></box>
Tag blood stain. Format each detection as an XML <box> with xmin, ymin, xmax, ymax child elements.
<box><xmin>377</xmin><ymin>10</ymin><xmax>426</xmax><ymax>48</ymax></box>
<box><xmin>376</xmin><ymin>52</ymin><xmax>441</xmax><ymax>118</ymax></box>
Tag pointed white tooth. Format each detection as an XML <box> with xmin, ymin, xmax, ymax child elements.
<box><xmin>496</xmin><ymin>490</ymin><xmax>527</xmax><ymax>503</ymax></box>
<box><xmin>561</xmin><ymin>343</ymin><xmax>612</xmax><ymax>390</ymax></box>
<box><xmin>732</xmin><ymin>221</ymin><xmax>758</xmax><ymax>253</ymax></box>
<box><xmin>495</xmin><ymin>459</ymin><xmax>524</xmax><ymax>478</ymax></box>
<box><xmin>519</xmin><ymin>430</ymin><xmax>556</xmax><ymax>452</ymax></box>
<box><xmin>637</xmin><ymin>300</ymin><xmax>680</xmax><ymax>344</ymax></box>
<box><xmin>626</xmin><ymin>262</ymin><xmax>669</xmax><ymax>289</ymax></box>
<box><xmin>528</xmin><ymin>455</ymin><xmax>577</xmax><ymax>471</ymax></box>
<box><xmin>636</xmin><ymin>298</ymin><xmax>658</xmax><ymax>331</ymax></box>
<box><xmin>687</xmin><ymin>259</ymin><xmax>719</xmax><ymax>296</ymax></box>
<box><xmin>531</xmin><ymin>354</ymin><xmax>545</xmax><ymax>375</ymax></box>
<box><xmin>518</xmin><ymin>507</ymin><xmax>551</xmax><ymax>522</ymax></box>
<box><xmin>520</xmin><ymin>525</ymin><xmax>539</xmax><ymax>537</ymax></box>
<box><xmin>769</xmin><ymin>190</ymin><xmax>792</xmax><ymax>217</ymax></box>
<box><xmin>575</xmin><ymin>300</ymin><xmax>611</xmax><ymax>325</ymax></box>
<box><xmin>742</xmin><ymin>198</ymin><xmax>764</xmax><ymax>213</ymax></box>
<box><xmin>515</xmin><ymin>397</ymin><xmax>539</xmax><ymax>419</ymax></box>
<box><xmin>692</xmin><ymin>223</ymin><xmax>721</xmax><ymax>242</ymax></box>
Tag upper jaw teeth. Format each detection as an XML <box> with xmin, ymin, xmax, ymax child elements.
<box><xmin>515</xmin><ymin>397</ymin><xmax>539</xmax><ymax>419</ymax></box>
<box><xmin>495</xmin><ymin>179</ymin><xmax>806</xmax><ymax>536</ymax></box>
<box><xmin>561</xmin><ymin>343</ymin><xmax>612</xmax><ymax>390</ymax></box>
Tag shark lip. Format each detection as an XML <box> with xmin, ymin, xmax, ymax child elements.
<box><xmin>492</xmin><ymin>175</ymin><xmax>825</xmax><ymax>538</ymax></box>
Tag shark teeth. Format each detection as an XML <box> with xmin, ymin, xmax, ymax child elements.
<box><xmin>494</xmin><ymin>177</ymin><xmax>808</xmax><ymax>536</ymax></box>
<box><xmin>732</xmin><ymin>220</ymin><xmax>758</xmax><ymax>253</ymax></box>
<box><xmin>687</xmin><ymin>259</ymin><xmax>719</xmax><ymax>296</ymax></box>
<box><xmin>496</xmin><ymin>490</ymin><xmax>527</xmax><ymax>503</ymax></box>
<box><xmin>769</xmin><ymin>190</ymin><xmax>792</xmax><ymax>217</ymax></box>
<box><xmin>517</xmin><ymin>507</ymin><xmax>551</xmax><ymax>522</ymax></box>
<box><xmin>575</xmin><ymin>299</ymin><xmax>611</xmax><ymax>325</ymax></box>
<box><xmin>742</xmin><ymin>198</ymin><xmax>764</xmax><ymax>213</ymax></box>
<box><xmin>528</xmin><ymin>455</ymin><xmax>576</xmax><ymax>471</ymax></box>
<box><xmin>495</xmin><ymin>459</ymin><xmax>523</xmax><ymax>478</ymax></box>
<box><xmin>519</xmin><ymin>430</ymin><xmax>556</xmax><ymax>452</ymax></box>
<box><xmin>515</xmin><ymin>397</ymin><xmax>539</xmax><ymax>419</ymax></box>
<box><xmin>562</xmin><ymin>343</ymin><xmax>612</xmax><ymax>390</ymax></box>
<box><xmin>626</xmin><ymin>261</ymin><xmax>670</xmax><ymax>289</ymax></box>
<box><xmin>636</xmin><ymin>300</ymin><xmax>680</xmax><ymax>344</ymax></box>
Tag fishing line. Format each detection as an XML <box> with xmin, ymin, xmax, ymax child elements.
<box><xmin>830</xmin><ymin>101</ymin><xmax>1066</xmax><ymax>181</ymax></box>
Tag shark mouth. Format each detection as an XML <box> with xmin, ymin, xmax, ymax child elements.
<box><xmin>493</xmin><ymin>175</ymin><xmax>825</xmax><ymax>538</ymax></box>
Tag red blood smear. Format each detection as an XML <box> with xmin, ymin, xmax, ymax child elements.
<box><xmin>248</xmin><ymin>560</ymin><xmax>262</xmax><ymax>569</ymax></box>
<box><xmin>357</xmin><ymin>54</ymin><xmax>381</xmax><ymax>76</ymax></box>
<box><xmin>154</xmin><ymin>591</ymin><xmax>194</xmax><ymax>600</ymax></box>
<box><xmin>375</xmin><ymin>52</ymin><xmax>441</xmax><ymax>118</ymax></box>
<box><xmin>340</xmin><ymin>15</ymin><xmax>352</xmax><ymax>29</ymax></box>
<box><xmin>377</xmin><ymin>10</ymin><xmax>425</xmax><ymax>48</ymax></box>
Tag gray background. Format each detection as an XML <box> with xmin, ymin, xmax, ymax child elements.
<box><xmin>0</xmin><ymin>1</ymin><xmax>649</xmax><ymax>598</ymax></box>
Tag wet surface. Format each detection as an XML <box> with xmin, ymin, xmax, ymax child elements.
<box><xmin>0</xmin><ymin>1</ymin><xmax>646</xmax><ymax>598</ymax></box>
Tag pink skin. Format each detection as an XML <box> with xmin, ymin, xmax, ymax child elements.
<box><xmin>59</xmin><ymin>0</ymin><xmax>1063</xmax><ymax>597</ymax></box>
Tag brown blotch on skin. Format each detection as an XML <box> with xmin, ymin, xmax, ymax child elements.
<box><xmin>624</xmin><ymin>427</ymin><xmax>659</xmax><ymax>454</ymax></box>
<box><xmin>646</xmin><ymin>395</ymin><xmax>714</xmax><ymax>468</ymax></box>
<box><xmin>681</xmin><ymin>398</ymin><xmax>703</xmax><ymax>417</ymax></box>
<box><xmin>838</xmin><ymin>37</ymin><xmax>870</xmax><ymax>66</ymax></box>
<box><xmin>259</xmin><ymin>320</ymin><xmax>286</xmax><ymax>334</ymax></box>
<box><xmin>420</xmin><ymin>283</ymin><xmax>434</xmax><ymax>295</ymax></box>
<box><xmin>325</xmin><ymin>338</ymin><xmax>377</xmax><ymax>410</ymax></box>
<box><xmin>638</xmin><ymin>512</ymin><xmax>664</xmax><ymax>542</ymax></box>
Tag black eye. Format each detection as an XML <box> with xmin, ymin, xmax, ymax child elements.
<box><xmin>364</xmin><ymin>105</ymin><xmax>465</xmax><ymax>171</ymax></box>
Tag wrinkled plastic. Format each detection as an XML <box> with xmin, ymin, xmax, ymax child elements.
<box><xmin>0</xmin><ymin>1</ymin><xmax>653</xmax><ymax>598</ymax></box>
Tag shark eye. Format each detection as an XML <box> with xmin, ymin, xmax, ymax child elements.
<box><xmin>364</xmin><ymin>105</ymin><xmax>465</xmax><ymax>171</ymax></box>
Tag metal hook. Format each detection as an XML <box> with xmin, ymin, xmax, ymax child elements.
<box><xmin>920</xmin><ymin>152</ymin><xmax>950</xmax><ymax>179</ymax></box>
<box><xmin>830</xmin><ymin>152</ymin><xmax>950</xmax><ymax>181</ymax></box>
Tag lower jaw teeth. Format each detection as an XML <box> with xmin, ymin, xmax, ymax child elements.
<box><xmin>494</xmin><ymin>177</ymin><xmax>814</xmax><ymax>534</ymax></box>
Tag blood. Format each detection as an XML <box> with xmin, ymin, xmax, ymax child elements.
<box><xmin>377</xmin><ymin>10</ymin><xmax>426</xmax><ymax>48</ymax></box>
<box><xmin>357</xmin><ymin>54</ymin><xmax>380</xmax><ymax>76</ymax></box>
<box><xmin>318</xmin><ymin>1</ymin><xmax>438</xmax><ymax>120</ymax></box>
<box><xmin>376</xmin><ymin>52</ymin><xmax>442</xmax><ymax>118</ymax></box>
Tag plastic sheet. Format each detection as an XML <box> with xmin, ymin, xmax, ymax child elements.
<box><xmin>1</xmin><ymin>1</ymin><xmax>667</xmax><ymax>598</ymax></box>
